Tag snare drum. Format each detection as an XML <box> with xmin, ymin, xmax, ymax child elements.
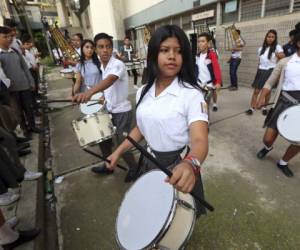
<box><xmin>116</xmin><ymin>170</ymin><xmax>196</xmax><ymax>250</ymax></box>
<box><xmin>133</xmin><ymin>60</ymin><xmax>142</xmax><ymax>70</ymax></box>
<box><xmin>277</xmin><ymin>105</ymin><xmax>300</xmax><ymax>145</ymax></box>
<box><xmin>79</xmin><ymin>92</ymin><xmax>103</xmax><ymax>115</ymax></box>
<box><xmin>125</xmin><ymin>62</ymin><xmax>133</xmax><ymax>71</ymax></box>
<box><xmin>72</xmin><ymin>111</ymin><xmax>115</xmax><ymax>147</ymax></box>
<box><xmin>60</xmin><ymin>68</ymin><xmax>74</xmax><ymax>79</ymax></box>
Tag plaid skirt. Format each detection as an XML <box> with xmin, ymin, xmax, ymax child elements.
<box><xmin>264</xmin><ymin>91</ymin><xmax>300</xmax><ymax>129</ymax></box>
<box><xmin>252</xmin><ymin>68</ymin><xmax>274</xmax><ymax>89</ymax></box>
<box><xmin>136</xmin><ymin>146</ymin><xmax>206</xmax><ymax>217</ymax></box>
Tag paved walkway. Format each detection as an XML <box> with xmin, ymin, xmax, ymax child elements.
<box><xmin>47</xmin><ymin>67</ymin><xmax>300</xmax><ymax>250</ymax></box>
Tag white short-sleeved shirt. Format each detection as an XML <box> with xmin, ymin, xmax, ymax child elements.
<box><xmin>231</xmin><ymin>39</ymin><xmax>244</xmax><ymax>59</ymax></box>
<box><xmin>136</xmin><ymin>77</ymin><xmax>208</xmax><ymax>152</ymax></box>
<box><xmin>282</xmin><ymin>53</ymin><xmax>300</xmax><ymax>91</ymax></box>
<box><xmin>101</xmin><ymin>56</ymin><xmax>131</xmax><ymax>113</ymax></box>
<box><xmin>25</xmin><ymin>49</ymin><xmax>37</xmax><ymax>68</ymax></box>
<box><xmin>75</xmin><ymin>59</ymin><xmax>102</xmax><ymax>92</ymax></box>
<box><xmin>258</xmin><ymin>44</ymin><xmax>283</xmax><ymax>70</ymax></box>
<box><xmin>196</xmin><ymin>53</ymin><xmax>211</xmax><ymax>83</ymax></box>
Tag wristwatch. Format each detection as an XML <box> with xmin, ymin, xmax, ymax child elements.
<box><xmin>183</xmin><ymin>155</ymin><xmax>201</xmax><ymax>175</ymax></box>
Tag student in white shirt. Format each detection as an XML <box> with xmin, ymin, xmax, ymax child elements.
<box><xmin>256</xmin><ymin>31</ymin><xmax>300</xmax><ymax>177</ymax></box>
<box><xmin>246</xmin><ymin>30</ymin><xmax>285</xmax><ymax>116</ymax></box>
<box><xmin>105</xmin><ymin>25</ymin><xmax>209</xmax><ymax>217</ymax></box>
<box><xmin>73</xmin><ymin>33</ymin><xmax>138</xmax><ymax>183</ymax></box>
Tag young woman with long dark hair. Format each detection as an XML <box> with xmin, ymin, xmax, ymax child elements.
<box><xmin>246</xmin><ymin>29</ymin><xmax>285</xmax><ymax>116</ymax></box>
<box><xmin>105</xmin><ymin>25</ymin><xmax>209</xmax><ymax>216</ymax></box>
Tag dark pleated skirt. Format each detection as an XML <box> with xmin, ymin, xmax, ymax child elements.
<box><xmin>264</xmin><ymin>91</ymin><xmax>300</xmax><ymax>129</ymax></box>
<box><xmin>252</xmin><ymin>68</ymin><xmax>274</xmax><ymax>89</ymax></box>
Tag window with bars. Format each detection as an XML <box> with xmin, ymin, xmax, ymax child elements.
<box><xmin>293</xmin><ymin>0</ymin><xmax>300</xmax><ymax>11</ymax></box>
<box><xmin>241</xmin><ymin>0</ymin><xmax>262</xmax><ymax>21</ymax></box>
<box><xmin>222</xmin><ymin>0</ymin><xmax>238</xmax><ymax>23</ymax></box>
<box><xmin>172</xmin><ymin>16</ymin><xmax>181</xmax><ymax>28</ymax></box>
<box><xmin>182</xmin><ymin>14</ymin><xmax>192</xmax><ymax>31</ymax></box>
<box><xmin>265</xmin><ymin>0</ymin><xmax>290</xmax><ymax>16</ymax></box>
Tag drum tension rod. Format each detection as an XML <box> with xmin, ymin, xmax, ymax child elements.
<box><xmin>123</xmin><ymin>133</ymin><xmax>215</xmax><ymax>212</ymax></box>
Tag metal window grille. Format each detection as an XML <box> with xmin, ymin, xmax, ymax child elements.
<box><xmin>294</xmin><ymin>0</ymin><xmax>300</xmax><ymax>11</ymax></box>
<box><xmin>241</xmin><ymin>0</ymin><xmax>262</xmax><ymax>21</ymax></box>
<box><xmin>265</xmin><ymin>0</ymin><xmax>290</xmax><ymax>16</ymax></box>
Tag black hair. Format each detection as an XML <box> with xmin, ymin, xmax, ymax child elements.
<box><xmin>137</xmin><ymin>24</ymin><xmax>199</xmax><ymax>107</ymax></box>
<box><xmin>198</xmin><ymin>32</ymin><xmax>212</xmax><ymax>42</ymax></box>
<box><xmin>73</xmin><ymin>33</ymin><xmax>83</xmax><ymax>41</ymax></box>
<box><xmin>236</xmin><ymin>29</ymin><xmax>241</xmax><ymax>36</ymax></box>
<box><xmin>260</xmin><ymin>29</ymin><xmax>278</xmax><ymax>60</ymax></box>
<box><xmin>295</xmin><ymin>22</ymin><xmax>300</xmax><ymax>32</ymax></box>
<box><xmin>93</xmin><ymin>33</ymin><xmax>113</xmax><ymax>47</ymax></box>
<box><xmin>289</xmin><ymin>29</ymin><xmax>297</xmax><ymax>37</ymax></box>
<box><xmin>294</xmin><ymin>31</ymin><xmax>300</xmax><ymax>50</ymax></box>
<box><xmin>3</xmin><ymin>19</ymin><xmax>17</xmax><ymax>28</ymax></box>
<box><xmin>21</xmin><ymin>33</ymin><xmax>32</xmax><ymax>44</ymax></box>
<box><xmin>0</xmin><ymin>26</ymin><xmax>11</xmax><ymax>34</ymax></box>
<box><xmin>79</xmin><ymin>39</ymin><xmax>102</xmax><ymax>75</ymax></box>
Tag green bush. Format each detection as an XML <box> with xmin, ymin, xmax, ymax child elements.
<box><xmin>40</xmin><ymin>56</ymin><xmax>55</xmax><ymax>67</ymax></box>
<box><xmin>33</xmin><ymin>31</ymin><xmax>49</xmax><ymax>57</ymax></box>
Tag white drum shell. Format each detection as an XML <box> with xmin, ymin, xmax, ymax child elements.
<box><xmin>116</xmin><ymin>170</ymin><xmax>196</xmax><ymax>250</ymax></box>
<box><xmin>277</xmin><ymin>105</ymin><xmax>300</xmax><ymax>145</ymax></box>
<box><xmin>72</xmin><ymin>112</ymin><xmax>114</xmax><ymax>147</ymax></box>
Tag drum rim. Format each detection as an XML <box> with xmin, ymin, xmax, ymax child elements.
<box><xmin>115</xmin><ymin>169</ymin><xmax>178</xmax><ymax>250</ymax></box>
<box><xmin>277</xmin><ymin>105</ymin><xmax>300</xmax><ymax>145</ymax></box>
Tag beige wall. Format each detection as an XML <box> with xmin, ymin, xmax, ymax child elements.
<box><xmin>123</xmin><ymin>0</ymin><xmax>164</xmax><ymax>18</ymax></box>
<box><xmin>89</xmin><ymin>0</ymin><xmax>125</xmax><ymax>40</ymax></box>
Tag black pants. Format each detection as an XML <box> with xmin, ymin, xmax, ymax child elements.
<box><xmin>10</xmin><ymin>90</ymin><xmax>35</xmax><ymax>130</ymax></box>
<box><xmin>30</xmin><ymin>68</ymin><xmax>40</xmax><ymax>111</ymax></box>
<box><xmin>229</xmin><ymin>58</ymin><xmax>241</xmax><ymax>87</ymax></box>
<box><xmin>98</xmin><ymin>111</ymin><xmax>137</xmax><ymax>169</ymax></box>
<box><xmin>127</xmin><ymin>69</ymin><xmax>138</xmax><ymax>86</ymax></box>
<box><xmin>0</xmin><ymin>81</ymin><xmax>10</xmax><ymax>106</ymax></box>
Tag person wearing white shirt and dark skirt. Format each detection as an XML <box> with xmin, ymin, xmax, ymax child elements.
<box><xmin>104</xmin><ymin>25</ymin><xmax>209</xmax><ymax>217</ymax></box>
<box><xmin>73</xmin><ymin>33</ymin><xmax>138</xmax><ymax>183</ymax></box>
<box><xmin>256</xmin><ymin>31</ymin><xmax>300</xmax><ymax>177</ymax></box>
<box><xmin>246</xmin><ymin>30</ymin><xmax>285</xmax><ymax>116</ymax></box>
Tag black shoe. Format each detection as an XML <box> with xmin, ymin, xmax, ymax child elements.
<box><xmin>30</xmin><ymin>127</ymin><xmax>43</xmax><ymax>134</ymax></box>
<box><xmin>277</xmin><ymin>163</ymin><xmax>294</xmax><ymax>177</ymax></box>
<box><xmin>91</xmin><ymin>164</ymin><xmax>114</xmax><ymax>175</ymax></box>
<box><xmin>212</xmin><ymin>106</ymin><xmax>218</xmax><ymax>112</ymax></box>
<box><xmin>262</xmin><ymin>109</ymin><xmax>268</xmax><ymax>116</ymax></box>
<box><xmin>257</xmin><ymin>147</ymin><xmax>273</xmax><ymax>159</ymax></box>
<box><xmin>246</xmin><ymin>109</ymin><xmax>253</xmax><ymax>115</ymax></box>
<box><xmin>124</xmin><ymin>167</ymin><xmax>139</xmax><ymax>183</ymax></box>
<box><xmin>2</xmin><ymin>228</ymin><xmax>40</xmax><ymax>250</ymax></box>
<box><xmin>17</xmin><ymin>142</ymin><xmax>30</xmax><ymax>151</ymax></box>
<box><xmin>16</xmin><ymin>136</ymin><xmax>32</xmax><ymax>143</ymax></box>
<box><xmin>228</xmin><ymin>86</ymin><xmax>238</xmax><ymax>91</ymax></box>
<box><xmin>18</xmin><ymin>148</ymin><xmax>32</xmax><ymax>157</ymax></box>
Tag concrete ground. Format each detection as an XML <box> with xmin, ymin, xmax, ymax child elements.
<box><xmin>47</xmin><ymin>67</ymin><xmax>300</xmax><ymax>250</ymax></box>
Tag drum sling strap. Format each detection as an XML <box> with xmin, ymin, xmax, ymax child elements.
<box><xmin>281</xmin><ymin>91</ymin><xmax>299</xmax><ymax>105</ymax></box>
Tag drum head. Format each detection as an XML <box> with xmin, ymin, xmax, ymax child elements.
<box><xmin>79</xmin><ymin>92</ymin><xmax>103</xmax><ymax>115</ymax></box>
<box><xmin>116</xmin><ymin>170</ymin><xmax>175</xmax><ymax>250</ymax></box>
<box><xmin>277</xmin><ymin>105</ymin><xmax>300</xmax><ymax>144</ymax></box>
<box><xmin>60</xmin><ymin>68</ymin><xmax>73</xmax><ymax>73</ymax></box>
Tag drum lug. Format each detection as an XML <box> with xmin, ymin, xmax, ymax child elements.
<box><xmin>73</xmin><ymin>121</ymin><xmax>79</xmax><ymax>130</ymax></box>
<box><xmin>154</xmin><ymin>245</ymin><xmax>171</xmax><ymax>250</ymax></box>
<box><xmin>177</xmin><ymin>198</ymin><xmax>195</xmax><ymax>211</ymax></box>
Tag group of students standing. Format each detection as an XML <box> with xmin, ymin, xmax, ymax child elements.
<box><xmin>0</xmin><ymin>21</ymin><xmax>45</xmax><ymax>249</ymax></box>
<box><xmin>226</xmin><ymin>24</ymin><xmax>300</xmax><ymax>177</ymax></box>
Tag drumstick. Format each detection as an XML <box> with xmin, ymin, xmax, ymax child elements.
<box><xmin>124</xmin><ymin>133</ymin><xmax>215</xmax><ymax>212</ymax></box>
<box><xmin>47</xmin><ymin>99</ymin><xmax>100</xmax><ymax>103</ymax></box>
<box><xmin>83</xmin><ymin>148</ymin><xmax>127</xmax><ymax>171</ymax></box>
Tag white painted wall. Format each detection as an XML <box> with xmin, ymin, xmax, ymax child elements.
<box><xmin>123</xmin><ymin>0</ymin><xmax>164</xmax><ymax>18</ymax></box>
<box><xmin>89</xmin><ymin>0</ymin><xmax>117</xmax><ymax>38</ymax></box>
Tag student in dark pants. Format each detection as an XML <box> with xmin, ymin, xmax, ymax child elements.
<box><xmin>228</xmin><ymin>29</ymin><xmax>244</xmax><ymax>91</ymax></box>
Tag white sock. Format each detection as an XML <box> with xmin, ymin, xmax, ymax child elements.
<box><xmin>264</xmin><ymin>144</ymin><xmax>273</xmax><ymax>151</ymax></box>
<box><xmin>279</xmin><ymin>159</ymin><xmax>288</xmax><ymax>166</ymax></box>
<box><xmin>213</xmin><ymin>103</ymin><xmax>218</xmax><ymax>107</ymax></box>
<box><xmin>0</xmin><ymin>223</ymin><xmax>19</xmax><ymax>245</ymax></box>
<box><xmin>250</xmin><ymin>107</ymin><xmax>255</xmax><ymax>111</ymax></box>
